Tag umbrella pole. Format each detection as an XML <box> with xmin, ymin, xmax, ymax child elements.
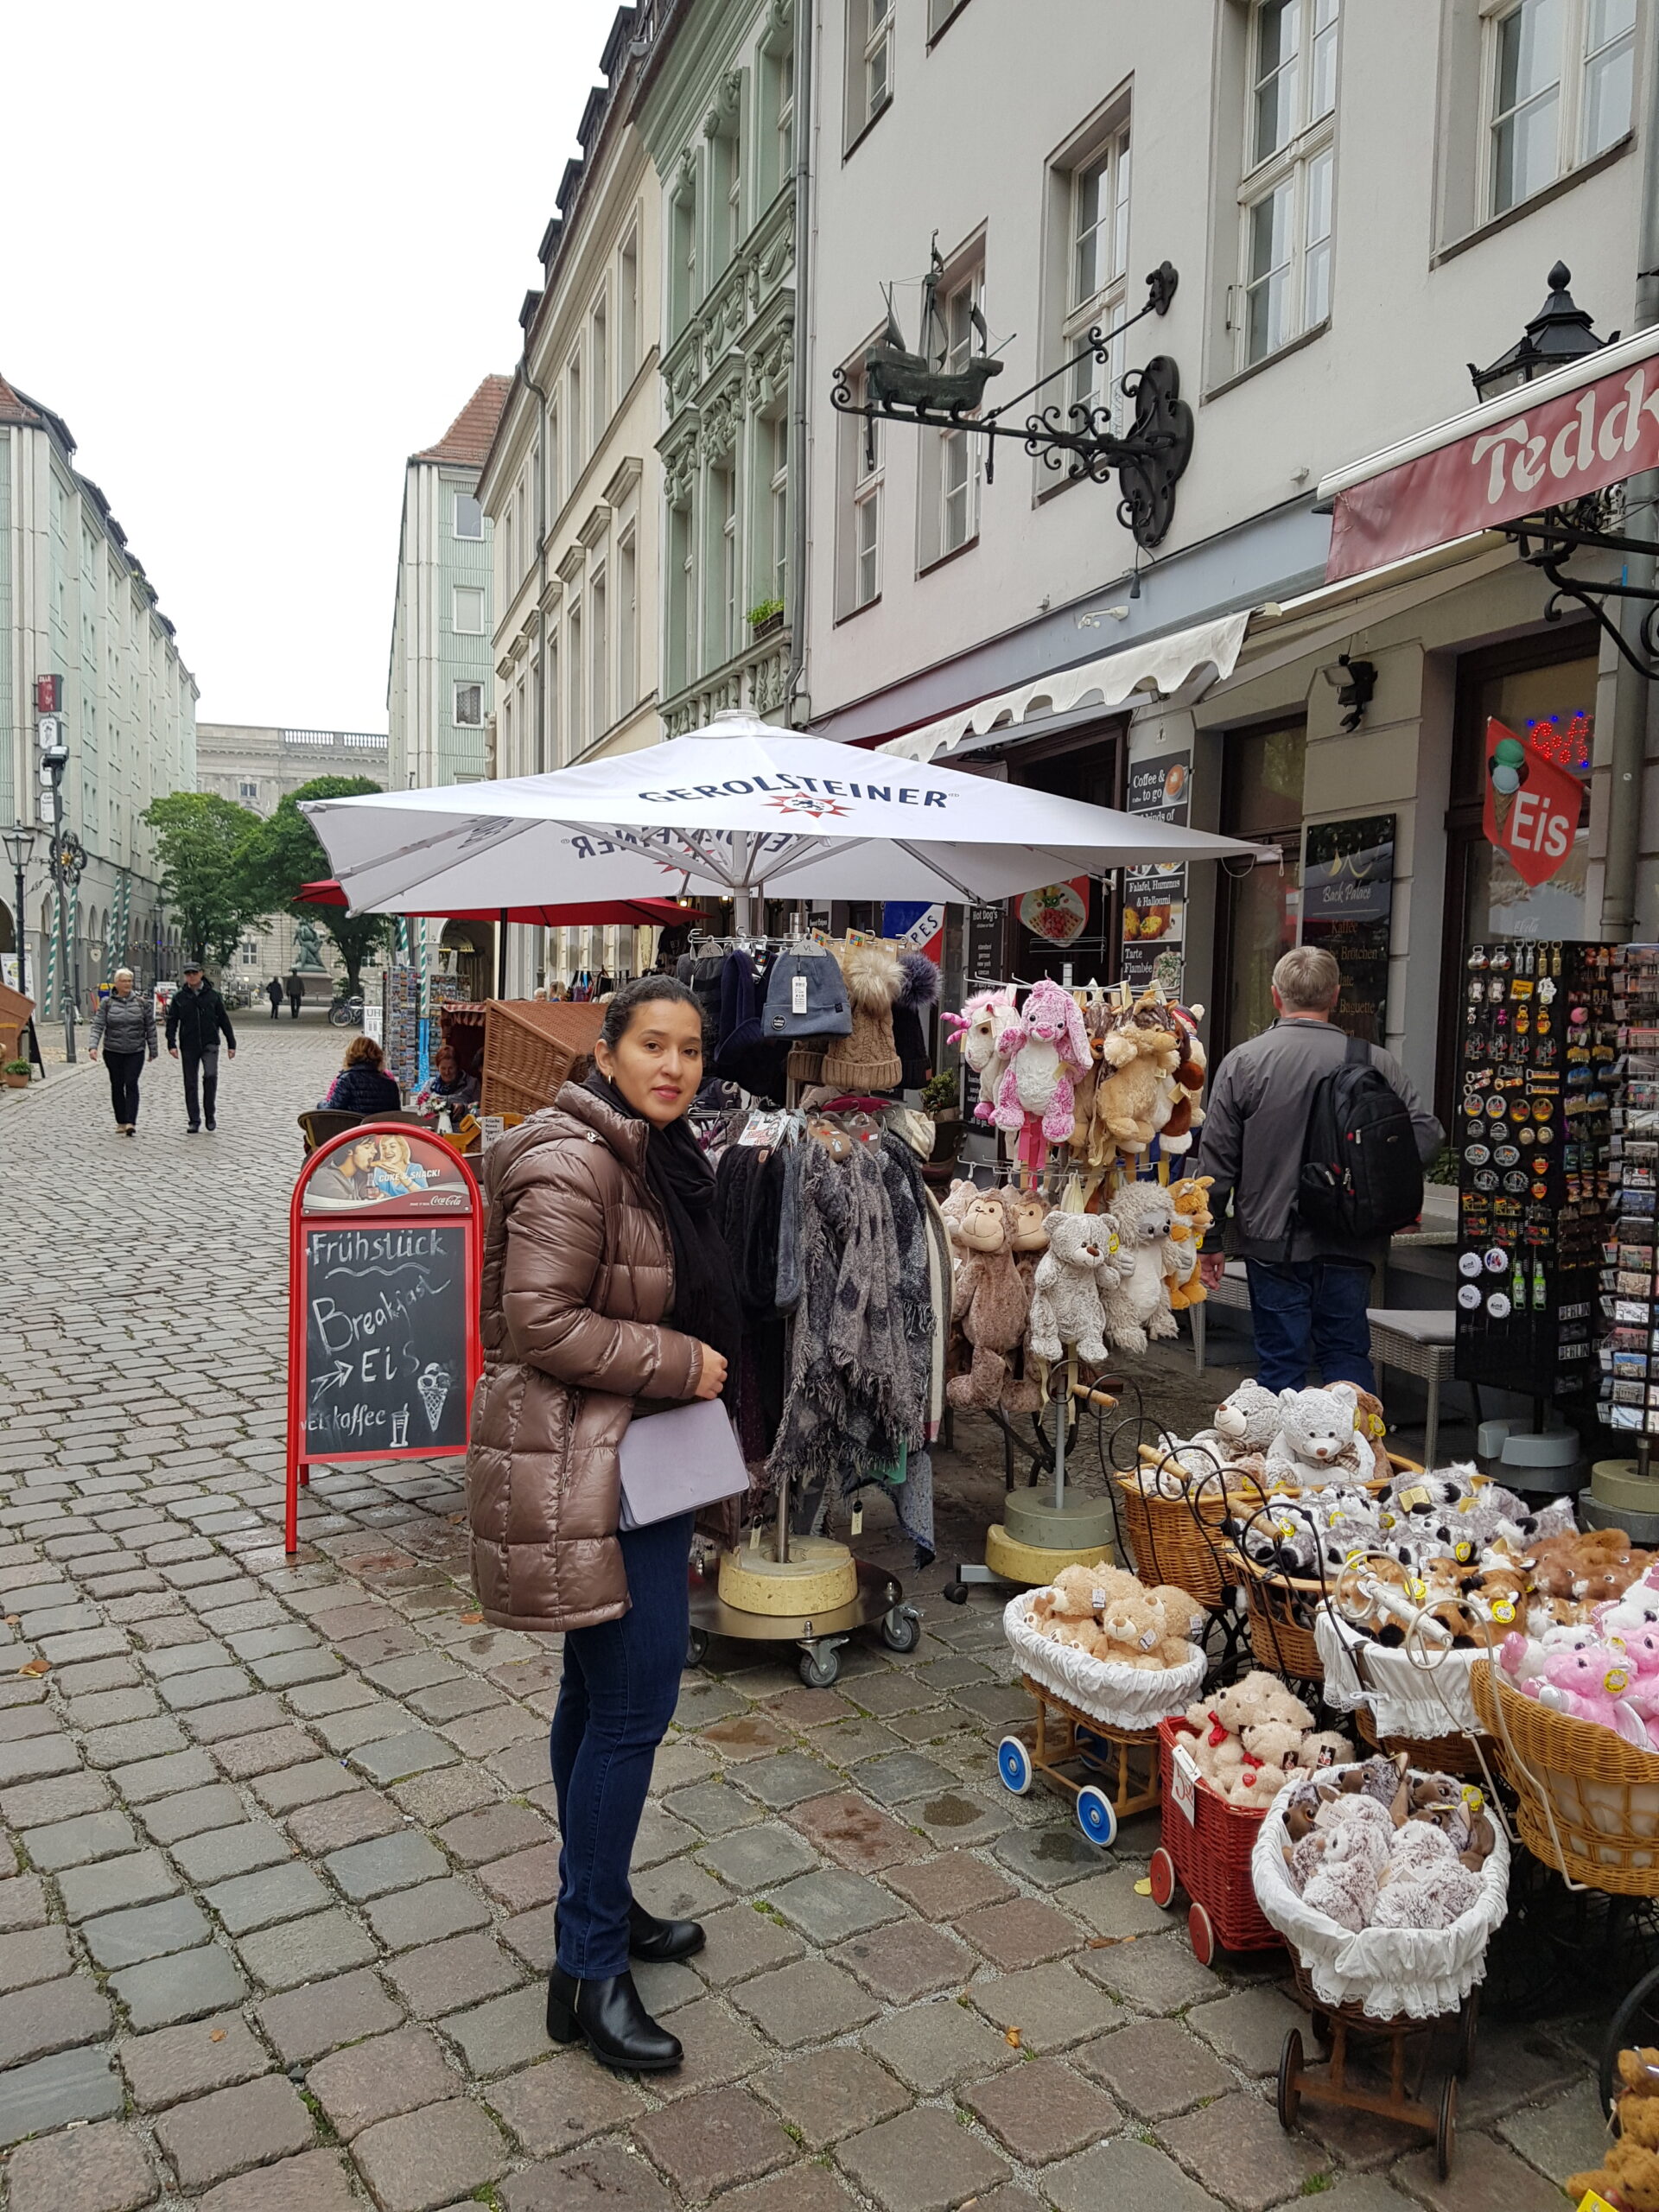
<box><xmin>496</xmin><ymin>910</ymin><xmax>508</xmax><ymax>1000</ymax></box>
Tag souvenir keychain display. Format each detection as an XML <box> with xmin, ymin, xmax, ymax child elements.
<box><xmin>1599</xmin><ymin>944</ymin><xmax>1659</xmax><ymax>1436</ymax></box>
<box><xmin>1454</xmin><ymin>940</ymin><xmax>1614</xmax><ymax>1402</ymax></box>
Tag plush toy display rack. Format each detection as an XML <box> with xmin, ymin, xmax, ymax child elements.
<box><xmin>1147</xmin><ymin>1716</ymin><xmax>1284</xmax><ymax>1965</ymax></box>
<box><xmin>996</xmin><ymin>1679</ymin><xmax>1161</xmax><ymax>1849</ymax></box>
<box><xmin>1276</xmin><ymin>1966</ymin><xmax>1474</xmax><ymax>2179</ymax></box>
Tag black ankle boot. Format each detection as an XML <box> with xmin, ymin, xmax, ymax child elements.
<box><xmin>545</xmin><ymin>1966</ymin><xmax>683</xmax><ymax>2073</ymax></box>
<box><xmin>628</xmin><ymin>1901</ymin><xmax>705</xmax><ymax>1964</ymax></box>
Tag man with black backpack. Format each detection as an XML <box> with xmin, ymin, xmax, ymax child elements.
<box><xmin>1196</xmin><ymin>946</ymin><xmax>1440</xmax><ymax>1392</ymax></box>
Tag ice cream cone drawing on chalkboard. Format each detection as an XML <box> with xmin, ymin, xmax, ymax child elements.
<box><xmin>417</xmin><ymin>1363</ymin><xmax>451</xmax><ymax>1435</ymax></box>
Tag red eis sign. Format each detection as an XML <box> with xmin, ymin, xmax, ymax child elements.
<box><xmin>1482</xmin><ymin>717</ymin><xmax>1583</xmax><ymax>888</ymax></box>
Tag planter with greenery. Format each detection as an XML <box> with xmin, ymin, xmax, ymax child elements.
<box><xmin>918</xmin><ymin>1069</ymin><xmax>967</xmax><ymax>1171</ymax></box>
<box><xmin>747</xmin><ymin>598</ymin><xmax>785</xmax><ymax>642</ymax></box>
<box><xmin>3</xmin><ymin>1058</ymin><xmax>32</xmax><ymax>1090</ymax></box>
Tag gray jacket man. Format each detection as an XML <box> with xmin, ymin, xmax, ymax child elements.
<box><xmin>1195</xmin><ymin>946</ymin><xmax>1442</xmax><ymax>1391</ymax></box>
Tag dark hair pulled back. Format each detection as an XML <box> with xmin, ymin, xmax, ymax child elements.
<box><xmin>598</xmin><ymin>973</ymin><xmax>702</xmax><ymax>1050</ymax></box>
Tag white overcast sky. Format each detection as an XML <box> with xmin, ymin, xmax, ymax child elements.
<box><xmin>3</xmin><ymin>0</ymin><xmax>622</xmax><ymax>734</ymax></box>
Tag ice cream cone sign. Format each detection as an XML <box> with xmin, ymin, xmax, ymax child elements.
<box><xmin>1483</xmin><ymin>716</ymin><xmax>1584</xmax><ymax>888</ymax></box>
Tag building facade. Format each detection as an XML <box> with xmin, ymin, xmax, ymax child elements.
<box><xmin>636</xmin><ymin>0</ymin><xmax>803</xmax><ymax>739</ymax></box>
<box><xmin>195</xmin><ymin>722</ymin><xmax>391</xmax><ymax>989</ymax></box>
<box><xmin>799</xmin><ymin>0</ymin><xmax>1651</xmax><ymax>1123</ymax></box>
<box><xmin>387</xmin><ymin>377</ymin><xmax>511</xmax><ymax>796</ymax></box>
<box><xmin>481</xmin><ymin>9</ymin><xmax>669</xmax><ymax>995</ymax></box>
<box><xmin>0</xmin><ymin>372</ymin><xmax>197</xmax><ymax>1007</ymax></box>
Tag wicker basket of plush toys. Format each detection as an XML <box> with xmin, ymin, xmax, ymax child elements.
<box><xmin>1004</xmin><ymin>1561</ymin><xmax>1209</xmax><ymax>1729</ymax></box>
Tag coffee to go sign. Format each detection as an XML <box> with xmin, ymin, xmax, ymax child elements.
<box><xmin>1483</xmin><ymin>717</ymin><xmax>1584</xmax><ymax>887</ymax></box>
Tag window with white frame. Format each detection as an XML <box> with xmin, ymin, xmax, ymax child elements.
<box><xmin>238</xmin><ymin>779</ymin><xmax>258</xmax><ymax>800</ymax></box>
<box><xmin>453</xmin><ymin>492</ymin><xmax>483</xmax><ymax>539</ymax></box>
<box><xmin>668</xmin><ymin>498</ymin><xmax>694</xmax><ymax>691</ymax></box>
<box><xmin>453</xmin><ymin>586</ymin><xmax>485</xmax><ymax>635</ymax></box>
<box><xmin>1484</xmin><ymin>0</ymin><xmax>1636</xmax><ymax>217</ymax></box>
<box><xmin>920</xmin><ymin>264</ymin><xmax>985</xmax><ymax>566</ymax></box>
<box><xmin>1064</xmin><ymin>123</ymin><xmax>1131</xmax><ymax>429</ymax></box>
<box><xmin>715</xmin><ymin>118</ymin><xmax>742</xmax><ymax>266</ymax></box>
<box><xmin>836</xmin><ymin>361</ymin><xmax>883</xmax><ymax>617</ymax></box>
<box><xmin>547</xmin><ymin>409</ymin><xmax>561</xmax><ymax>519</ymax></box>
<box><xmin>770</xmin><ymin>35</ymin><xmax>795</xmax><ymax>193</ymax></box>
<box><xmin>766</xmin><ymin>414</ymin><xmax>790</xmax><ymax>611</ymax></box>
<box><xmin>617</xmin><ymin>232</ymin><xmax>639</xmax><ymax>391</ymax></box>
<box><xmin>567</xmin><ymin>596</ymin><xmax>585</xmax><ymax>754</ymax></box>
<box><xmin>928</xmin><ymin>0</ymin><xmax>969</xmax><ymax>35</ymax></box>
<box><xmin>591</xmin><ymin>563</ymin><xmax>609</xmax><ymax>737</ymax></box>
<box><xmin>591</xmin><ymin>294</ymin><xmax>608</xmax><ymax>446</ymax></box>
<box><xmin>712</xmin><ymin>461</ymin><xmax>739</xmax><ymax>664</ymax></box>
<box><xmin>845</xmin><ymin>0</ymin><xmax>893</xmax><ymax>146</ymax></box>
<box><xmin>1234</xmin><ymin>0</ymin><xmax>1338</xmax><ymax>372</ymax></box>
<box><xmin>671</xmin><ymin>181</ymin><xmax>697</xmax><ymax>332</ymax></box>
<box><xmin>454</xmin><ymin>683</ymin><xmax>482</xmax><ymax>727</ymax></box>
<box><xmin>544</xmin><ymin>634</ymin><xmax>560</xmax><ymax>767</ymax></box>
<box><xmin>567</xmin><ymin>353</ymin><xmax>583</xmax><ymax>485</ymax></box>
<box><xmin>618</xmin><ymin>530</ymin><xmax>639</xmax><ymax>713</ymax></box>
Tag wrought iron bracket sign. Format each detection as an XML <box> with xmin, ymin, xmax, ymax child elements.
<box><xmin>830</xmin><ymin>256</ymin><xmax>1193</xmax><ymax>550</ymax></box>
<box><xmin>1497</xmin><ymin>497</ymin><xmax>1659</xmax><ymax>680</ymax></box>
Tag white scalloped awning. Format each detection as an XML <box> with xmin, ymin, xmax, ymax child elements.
<box><xmin>877</xmin><ymin>609</ymin><xmax>1253</xmax><ymax>764</ymax></box>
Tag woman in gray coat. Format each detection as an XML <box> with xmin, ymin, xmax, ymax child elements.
<box><xmin>88</xmin><ymin>969</ymin><xmax>158</xmax><ymax>1135</ymax></box>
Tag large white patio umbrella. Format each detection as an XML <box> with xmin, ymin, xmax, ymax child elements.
<box><xmin>303</xmin><ymin>711</ymin><xmax>1272</xmax><ymax>911</ymax></box>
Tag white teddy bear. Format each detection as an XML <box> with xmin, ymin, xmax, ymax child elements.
<box><xmin>1265</xmin><ymin>1385</ymin><xmax>1372</xmax><ymax>1488</ymax></box>
<box><xmin>1100</xmin><ymin>1181</ymin><xmax>1184</xmax><ymax>1354</ymax></box>
<box><xmin>1026</xmin><ymin>1210</ymin><xmax>1125</xmax><ymax>1367</ymax></box>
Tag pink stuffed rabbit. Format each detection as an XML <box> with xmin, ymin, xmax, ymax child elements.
<box><xmin>994</xmin><ymin>980</ymin><xmax>1090</xmax><ymax>1161</ymax></box>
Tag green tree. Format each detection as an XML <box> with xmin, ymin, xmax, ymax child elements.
<box><xmin>141</xmin><ymin>792</ymin><xmax>269</xmax><ymax>967</ymax></box>
<box><xmin>239</xmin><ymin>775</ymin><xmax>394</xmax><ymax>995</ymax></box>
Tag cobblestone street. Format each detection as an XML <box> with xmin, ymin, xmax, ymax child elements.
<box><xmin>0</xmin><ymin>1025</ymin><xmax>1602</xmax><ymax>2211</ymax></box>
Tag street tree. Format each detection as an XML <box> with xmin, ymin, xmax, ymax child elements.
<box><xmin>239</xmin><ymin>775</ymin><xmax>394</xmax><ymax>995</ymax></box>
<box><xmin>141</xmin><ymin>792</ymin><xmax>269</xmax><ymax>968</ymax></box>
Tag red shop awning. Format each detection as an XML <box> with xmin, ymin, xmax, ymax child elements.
<box><xmin>1317</xmin><ymin>325</ymin><xmax>1659</xmax><ymax>585</ymax></box>
<box><xmin>296</xmin><ymin>881</ymin><xmax>690</xmax><ymax>929</ymax></box>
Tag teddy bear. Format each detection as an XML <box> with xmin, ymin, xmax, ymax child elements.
<box><xmin>1158</xmin><ymin>1006</ymin><xmax>1208</xmax><ymax>1154</ymax></box>
<box><xmin>1026</xmin><ymin>1209</ymin><xmax>1124</xmax><ymax>1368</ymax></box>
<box><xmin>1529</xmin><ymin>1641</ymin><xmax>1652</xmax><ymax>1747</ymax></box>
<box><xmin>1192</xmin><ymin>1379</ymin><xmax>1283</xmax><ymax>1460</ymax></box>
<box><xmin>1569</xmin><ymin>2061</ymin><xmax>1659</xmax><ymax>2212</ymax></box>
<box><xmin>1099</xmin><ymin>1180</ymin><xmax>1182</xmax><ymax>1354</ymax></box>
<box><xmin>1265</xmin><ymin>1386</ymin><xmax>1372</xmax><ymax>1488</ymax></box>
<box><xmin>943</xmin><ymin>1186</ymin><xmax>1031</xmax><ymax>1410</ymax></box>
<box><xmin>1164</xmin><ymin>1176</ymin><xmax>1215</xmax><ymax>1312</ymax></box>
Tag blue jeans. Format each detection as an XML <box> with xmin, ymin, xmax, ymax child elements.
<box><xmin>1245</xmin><ymin>1258</ymin><xmax>1375</xmax><ymax>1395</ymax></box>
<box><xmin>549</xmin><ymin>1510</ymin><xmax>693</xmax><ymax>1980</ymax></box>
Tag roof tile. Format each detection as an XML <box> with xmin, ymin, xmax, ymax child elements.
<box><xmin>413</xmin><ymin>375</ymin><xmax>513</xmax><ymax>467</ymax></box>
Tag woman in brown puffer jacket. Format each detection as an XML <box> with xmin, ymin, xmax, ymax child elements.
<box><xmin>467</xmin><ymin>976</ymin><xmax>742</xmax><ymax>2075</ymax></box>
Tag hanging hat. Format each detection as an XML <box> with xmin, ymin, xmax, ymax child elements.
<box><xmin>820</xmin><ymin>941</ymin><xmax>904</xmax><ymax>1093</ymax></box>
<box><xmin>892</xmin><ymin>952</ymin><xmax>940</xmax><ymax>1091</ymax></box>
<box><xmin>763</xmin><ymin>948</ymin><xmax>852</xmax><ymax>1039</ymax></box>
<box><xmin>714</xmin><ymin>950</ymin><xmax>790</xmax><ymax>1098</ymax></box>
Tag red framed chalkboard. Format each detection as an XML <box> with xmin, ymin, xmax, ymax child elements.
<box><xmin>285</xmin><ymin>1124</ymin><xmax>484</xmax><ymax>1554</ymax></box>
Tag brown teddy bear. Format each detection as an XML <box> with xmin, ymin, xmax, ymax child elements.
<box><xmin>1568</xmin><ymin>2050</ymin><xmax>1659</xmax><ymax>2209</ymax></box>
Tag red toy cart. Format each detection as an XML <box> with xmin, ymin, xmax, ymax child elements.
<box><xmin>1148</xmin><ymin>1716</ymin><xmax>1284</xmax><ymax>1965</ymax></box>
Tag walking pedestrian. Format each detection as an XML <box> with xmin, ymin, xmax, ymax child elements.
<box><xmin>267</xmin><ymin>976</ymin><xmax>283</xmax><ymax>1021</ymax></box>
<box><xmin>286</xmin><ymin>975</ymin><xmax>302</xmax><ymax>1020</ymax></box>
<box><xmin>87</xmin><ymin>968</ymin><xmax>157</xmax><ymax>1135</ymax></box>
<box><xmin>166</xmin><ymin>960</ymin><xmax>237</xmax><ymax>1134</ymax></box>
<box><xmin>1196</xmin><ymin>946</ymin><xmax>1440</xmax><ymax>1393</ymax></box>
<box><xmin>467</xmin><ymin>976</ymin><xmax>742</xmax><ymax>2075</ymax></box>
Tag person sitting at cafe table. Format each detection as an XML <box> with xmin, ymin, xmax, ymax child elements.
<box><xmin>320</xmin><ymin>1034</ymin><xmax>402</xmax><ymax>1116</ymax></box>
<box><xmin>414</xmin><ymin>1041</ymin><xmax>480</xmax><ymax>1116</ymax></box>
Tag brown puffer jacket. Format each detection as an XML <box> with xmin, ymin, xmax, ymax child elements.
<box><xmin>466</xmin><ymin>1084</ymin><xmax>704</xmax><ymax>1633</ymax></box>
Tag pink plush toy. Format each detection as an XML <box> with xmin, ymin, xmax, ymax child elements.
<box><xmin>1533</xmin><ymin>1640</ymin><xmax>1650</xmax><ymax>1746</ymax></box>
<box><xmin>1613</xmin><ymin>1623</ymin><xmax>1659</xmax><ymax>1747</ymax></box>
<box><xmin>992</xmin><ymin>979</ymin><xmax>1091</xmax><ymax>1167</ymax></box>
<box><xmin>947</xmin><ymin>988</ymin><xmax>1022</xmax><ymax>1125</ymax></box>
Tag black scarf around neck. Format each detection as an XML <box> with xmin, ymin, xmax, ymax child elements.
<box><xmin>585</xmin><ymin>1073</ymin><xmax>743</xmax><ymax>1403</ymax></box>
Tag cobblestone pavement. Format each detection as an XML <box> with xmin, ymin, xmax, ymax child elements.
<box><xmin>0</xmin><ymin>1027</ymin><xmax>1596</xmax><ymax>2211</ymax></box>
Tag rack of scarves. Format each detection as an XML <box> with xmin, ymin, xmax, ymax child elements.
<box><xmin>699</xmin><ymin>1099</ymin><xmax>950</xmax><ymax>1566</ymax></box>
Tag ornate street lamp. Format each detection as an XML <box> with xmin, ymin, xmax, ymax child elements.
<box><xmin>832</xmin><ymin>246</ymin><xmax>1192</xmax><ymax>550</ymax></box>
<box><xmin>1468</xmin><ymin>262</ymin><xmax>1615</xmax><ymax>404</ymax></box>
<box><xmin>2</xmin><ymin>821</ymin><xmax>35</xmax><ymax>1001</ymax></box>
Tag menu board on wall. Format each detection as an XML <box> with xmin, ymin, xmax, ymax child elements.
<box><xmin>1300</xmin><ymin>815</ymin><xmax>1395</xmax><ymax>1044</ymax></box>
<box><xmin>1122</xmin><ymin>751</ymin><xmax>1190</xmax><ymax>994</ymax></box>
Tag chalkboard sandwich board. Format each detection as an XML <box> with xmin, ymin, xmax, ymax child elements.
<box><xmin>285</xmin><ymin>1124</ymin><xmax>483</xmax><ymax>1554</ymax></box>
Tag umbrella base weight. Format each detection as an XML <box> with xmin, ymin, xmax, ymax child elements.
<box><xmin>717</xmin><ymin>1537</ymin><xmax>858</xmax><ymax>1617</ymax></box>
<box><xmin>983</xmin><ymin>1522</ymin><xmax>1118</xmax><ymax>1588</ymax></box>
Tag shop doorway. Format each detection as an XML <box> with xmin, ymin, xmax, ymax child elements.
<box><xmin>1434</xmin><ymin>622</ymin><xmax>1598</xmax><ymax>1126</ymax></box>
<box><xmin>1211</xmin><ymin>718</ymin><xmax>1306</xmax><ymax>1064</ymax></box>
<box><xmin>1007</xmin><ymin>722</ymin><xmax>1126</xmax><ymax>987</ymax></box>
<box><xmin>439</xmin><ymin>918</ymin><xmax>495</xmax><ymax>1004</ymax></box>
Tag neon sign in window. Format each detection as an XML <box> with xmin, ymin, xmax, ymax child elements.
<box><xmin>1524</xmin><ymin>709</ymin><xmax>1592</xmax><ymax>774</ymax></box>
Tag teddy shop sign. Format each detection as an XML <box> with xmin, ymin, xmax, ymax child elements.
<box><xmin>1326</xmin><ymin>336</ymin><xmax>1659</xmax><ymax>582</ymax></box>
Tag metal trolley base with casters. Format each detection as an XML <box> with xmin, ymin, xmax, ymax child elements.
<box><xmin>685</xmin><ymin>1553</ymin><xmax>919</xmax><ymax>1689</ymax></box>
<box><xmin>995</xmin><ymin>1674</ymin><xmax>1160</xmax><ymax>1850</ymax></box>
<box><xmin>1276</xmin><ymin>1968</ymin><xmax>1478</xmax><ymax>2182</ymax></box>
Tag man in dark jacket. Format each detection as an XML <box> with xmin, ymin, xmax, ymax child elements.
<box><xmin>1196</xmin><ymin>946</ymin><xmax>1441</xmax><ymax>1393</ymax></box>
<box><xmin>166</xmin><ymin>961</ymin><xmax>237</xmax><ymax>1133</ymax></box>
<box><xmin>267</xmin><ymin>976</ymin><xmax>283</xmax><ymax>1020</ymax></box>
